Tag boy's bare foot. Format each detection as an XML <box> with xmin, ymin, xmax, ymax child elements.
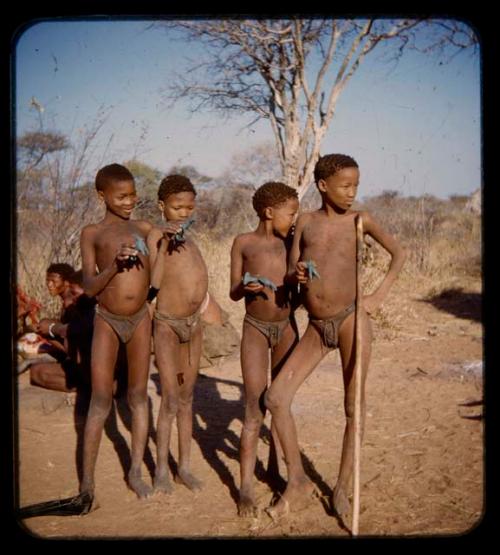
<box><xmin>128</xmin><ymin>470</ymin><xmax>153</xmax><ymax>499</ymax></box>
<box><xmin>332</xmin><ymin>485</ymin><xmax>351</xmax><ymax>521</ymax></box>
<box><xmin>153</xmin><ymin>473</ymin><xmax>174</xmax><ymax>494</ymax></box>
<box><xmin>175</xmin><ymin>469</ymin><xmax>203</xmax><ymax>491</ymax></box>
<box><xmin>238</xmin><ymin>489</ymin><xmax>258</xmax><ymax>518</ymax></box>
<box><xmin>265</xmin><ymin>479</ymin><xmax>318</xmax><ymax>521</ymax></box>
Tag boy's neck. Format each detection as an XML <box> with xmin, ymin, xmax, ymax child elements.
<box><xmin>256</xmin><ymin>219</ymin><xmax>276</xmax><ymax>239</ymax></box>
<box><xmin>103</xmin><ymin>209</ymin><xmax>131</xmax><ymax>224</ymax></box>
<box><xmin>320</xmin><ymin>199</ymin><xmax>351</xmax><ymax>218</ymax></box>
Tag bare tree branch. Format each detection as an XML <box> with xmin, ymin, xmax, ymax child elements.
<box><xmin>158</xmin><ymin>17</ymin><xmax>477</xmax><ymax>197</ymax></box>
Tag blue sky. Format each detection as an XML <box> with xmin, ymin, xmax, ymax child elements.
<box><xmin>14</xmin><ymin>18</ymin><xmax>481</xmax><ymax>199</ymax></box>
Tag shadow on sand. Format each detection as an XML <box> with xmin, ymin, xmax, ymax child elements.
<box><xmin>421</xmin><ymin>288</ymin><xmax>481</xmax><ymax>323</ymax></box>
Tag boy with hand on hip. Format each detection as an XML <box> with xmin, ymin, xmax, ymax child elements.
<box><xmin>80</xmin><ymin>163</ymin><xmax>153</xmax><ymax>502</ymax></box>
<box><xmin>147</xmin><ymin>175</ymin><xmax>209</xmax><ymax>494</ymax></box>
<box><xmin>264</xmin><ymin>154</ymin><xmax>406</xmax><ymax>522</ymax></box>
<box><xmin>230</xmin><ymin>182</ymin><xmax>299</xmax><ymax>517</ymax></box>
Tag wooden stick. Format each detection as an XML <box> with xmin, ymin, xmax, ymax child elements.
<box><xmin>352</xmin><ymin>214</ymin><xmax>364</xmax><ymax>536</ymax></box>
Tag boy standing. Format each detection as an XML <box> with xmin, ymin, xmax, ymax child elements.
<box><xmin>80</xmin><ymin>163</ymin><xmax>153</xmax><ymax>501</ymax></box>
<box><xmin>264</xmin><ymin>154</ymin><xmax>406</xmax><ymax>522</ymax></box>
<box><xmin>147</xmin><ymin>175</ymin><xmax>209</xmax><ymax>494</ymax></box>
<box><xmin>230</xmin><ymin>182</ymin><xmax>299</xmax><ymax>517</ymax></box>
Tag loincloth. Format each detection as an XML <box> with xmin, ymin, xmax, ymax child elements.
<box><xmin>309</xmin><ymin>301</ymin><xmax>356</xmax><ymax>349</ymax></box>
<box><xmin>153</xmin><ymin>293</ymin><xmax>209</xmax><ymax>343</ymax></box>
<box><xmin>95</xmin><ymin>303</ymin><xmax>149</xmax><ymax>344</ymax></box>
<box><xmin>243</xmin><ymin>313</ymin><xmax>290</xmax><ymax>349</ymax></box>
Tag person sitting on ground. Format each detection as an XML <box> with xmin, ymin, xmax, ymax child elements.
<box><xmin>33</xmin><ymin>263</ymin><xmax>77</xmax><ymax>361</ymax></box>
<box><xmin>147</xmin><ymin>174</ymin><xmax>209</xmax><ymax>494</ymax></box>
<box><xmin>29</xmin><ymin>268</ymin><xmax>96</xmax><ymax>394</ymax></box>
<box><xmin>229</xmin><ymin>181</ymin><xmax>300</xmax><ymax>517</ymax></box>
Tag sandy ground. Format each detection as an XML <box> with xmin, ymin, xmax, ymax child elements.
<box><xmin>14</xmin><ymin>282</ymin><xmax>484</xmax><ymax>540</ymax></box>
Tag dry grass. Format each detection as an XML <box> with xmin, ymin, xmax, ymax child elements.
<box><xmin>15</xmin><ymin>188</ymin><xmax>482</xmax><ymax>335</ymax></box>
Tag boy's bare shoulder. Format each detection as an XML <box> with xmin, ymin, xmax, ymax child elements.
<box><xmin>232</xmin><ymin>231</ymin><xmax>257</xmax><ymax>248</ymax></box>
<box><xmin>147</xmin><ymin>225</ymin><xmax>163</xmax><ymax>237</ymax></box>
<box><xmin>133</xmin><ymin>219</ymin><xmax>154</xmax><ymax>235</ymax></box>
<box><xmin>295</xmin><ymin>211</ymin><xmax>316</xmax><ymax>228</ymax></box>
<box><xmin>80</xmin><ymin>222</ymin><xmax>100</xmax><ymax>239</ymax></box>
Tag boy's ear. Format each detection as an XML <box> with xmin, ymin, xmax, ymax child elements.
<box><xmin>317</xmin><ymin>178</ymin><xmax>327</xmax><ymax>193</ymax></box>
<box><xmin>158</xmin><ymin>200</ymin><xmax>165</xmax><ymax>212</ymax></box>
<box><xmin>264</xmin><ymin>206</ymin><xmax>274</xmax><ymax>220</ymax></box>
<box><xmin>97</xmin><ymin>190</ymin><xmax>105</xmax><ymax>202</ymax></box>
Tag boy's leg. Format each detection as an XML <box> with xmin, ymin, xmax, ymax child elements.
<box><xmin>264</xmin><ymin>323</ymin><xmax>326</xmax><ymax>516</ymax></box>
<box><xmin>153</xmin><ymin>320</ymin><xmax>181</xmax><ymax>494</ymax></box>
<box><xmin>333</xmin><ymin>310</ymin><xmax>372</xmax><ymax>520</ymax></box>
<box><xmin>175</xmin><ymin>324</ymin><xmax>204</xmax><ymax>491</ymax></box>
<box><xmin>80</xmin><ymin>316</ymin><xmax>120</xmax><ymax>496</ymax></box>
<box><xmin>267</xmin><ymin>322</ymin><xmax>299</xmax><ymax>487</ymax></box>
<box><xmin>125</xmin><ymin>311</ymin><xmax>153</xmax><ymax>498</ymax></box>
<box><xmin>238</xmin><ymin>322</ymin><xmax>270</xmax><ymax>516</ymax></box>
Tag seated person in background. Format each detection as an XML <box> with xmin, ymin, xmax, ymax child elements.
<box><xmin>34</xmin><ymin>262</ymin><xmax>78</xmax><ymax>361</ymax></box>
<box><xmin>29</xmin><ymin>268</ymin><xmax>97</xmax><ymax>394</ymax></box>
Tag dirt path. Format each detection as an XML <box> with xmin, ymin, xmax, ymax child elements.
<box><xmin>16</xmin><ymin>289</ymin><xmax>483</xmax><ymax>539</ymax></box>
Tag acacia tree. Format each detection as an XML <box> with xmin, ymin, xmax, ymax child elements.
<box><xmin>160</xmin><ymin>18</ymin><xmax>477</xmax><ymax>199</ymax></box>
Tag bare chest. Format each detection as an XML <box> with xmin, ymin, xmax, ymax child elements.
<box><xmin>95</xmin><ymin>223</ymin><xmax>146</xmax><ymax>265</ymax></box>
<box><xmin>242</xmin><ymin>242</ymin><xmax>288</xmax><ymax>277</ymax></box>
<box><xmin>302</xmin><ymin>217</ymin><xmax>356</xmax><ymax>259</ymax></box>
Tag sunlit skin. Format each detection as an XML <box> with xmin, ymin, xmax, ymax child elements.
<box><xmin>264</xmin><ymin>166</ymin><xmax>406</xmax><ymax>523</ymax></box>
<box><xmin>147</xmin><ymin>190</ymin><xmax>209</xmax><ymax>493</ymax></box>
<box><xmin>230</xmin><ymin>196</ymin><xmax>300</xmax><ymax>517</ymax></box>
<box><xmin>79</xmin><ymin>177</ymin><xmax>153</xmax><ymax>499</ymax></box>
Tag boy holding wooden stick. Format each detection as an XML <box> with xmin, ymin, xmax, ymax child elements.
<box><xmin>264</xmin><ymin>154</ymin><xmax>406</xmax><ymax>525</ymax></box>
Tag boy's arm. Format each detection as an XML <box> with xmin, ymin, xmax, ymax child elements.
<box><xmin>229</xmin><ymin>237</ymin><xmax>246</xmax><ymax>301</ymax></box>
<box><xmin>362</xmin><ymin>210</ymin><xmax>406</xmax><ymax>314</ymax></box>
<box><xmin>147</xmin><ymin>227</ymin><xmax>167</xmax><ymax>290</ymax></box>
<box><xmin>286</xmin><ymin>213</ymin><xmax>309</xmax><ymax>285</ymax></box>
<box><xmin>229</xmin><ymin>236</ymin><xmax>263</xmax><ymax>301</ymax></box>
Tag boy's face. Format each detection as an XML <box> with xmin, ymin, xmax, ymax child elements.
<box><xmin>318</xmin><ymin>167</ymin><xmax>359</xmax><ymax>211</ymax></box>
<box><xmin>159</xmin><ymin>191</ymin><xmax>196</xmax><ymax>222</ymax></box>
<box><xmin>98</xmin><ymin>179</ymin><xmax>138</xmax><ymax>220</ymax></box>
<box><xmin>46</xmin><ymin>273</ymin><xmax>68</xmax><ymax>297</ymax></box>
<box><xmin>269</xmin><ymin>197</ymin><xmax>299</xmax><ymax>238</ymax></box>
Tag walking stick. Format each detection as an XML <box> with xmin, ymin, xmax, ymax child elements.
<box><xmin>352</xmin><ymin>214</ymin><xmax>364</xmax><ymax>536</ymax></box>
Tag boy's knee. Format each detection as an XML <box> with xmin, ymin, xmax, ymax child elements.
<box><xmin>161</xmin><ymin>393</ymin><xmax>179</xmax><ymax>416</ymax></box>
<box><xmin>264</xmin><ymin>389</ymin><xmax>282</xmax><ymax>413</ymax></box>
<box><xmin>127</xmin><ymin>387</ymin><xmax>148</xmax><ymax>409</ymax></box>
<box><xmin>89</xmin><ymin>392</ymin><xmax>113</xmax><ymax>418</ymax></box>
<box><xmin>178</xmin><ymin>392</ymin><xmax>194</xmax><ymax>410</ymax></box>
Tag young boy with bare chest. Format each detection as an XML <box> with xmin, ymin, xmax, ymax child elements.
<box><xmin>147</xmin><ymin>175</ymin><xmax>209</xmax><ymax>493</ymax></box>
<box><xmin>230</xmin><ymin>182</ymin><xmax>299</xmax><ymax>517</ymax></box>
<box><xmin>264</xmin><ymin>154</ymin><xmax>406</xmax><ymax>522</ymax></box>
<box><xmin>79</xmin><ymin>163</ymin><xmax>153</xmax><ymax>503</ymax></box>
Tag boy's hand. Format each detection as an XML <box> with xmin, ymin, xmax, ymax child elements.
<box><xmin>115</xmin><ymin>243</ymin><xmax>139</xmax><ymax>267</ymax></box>
<box><xmin>295</xmin><ymin>261</ymin><xmax>309</xmax><ymax>284</ymax></box>
<box><xmin>362</xmin><ymin>293</ymin><xmax>382</xmax><ymax>315</ymax></box>
<box><xmin>162</xmin><ymin>221</ymin><xmax>183</xmax><ymax>238</ymax></box>
<box><xmin>243</xmin><ymin>281</ymin><xmax>265</xmax><ymax>294</ymax></box>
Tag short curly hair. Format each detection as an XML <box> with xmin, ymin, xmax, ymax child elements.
<box><xmin>46</xmin><ymin>263</ymin><xmax>75</xmax><ymax>281</ymax></box>
<box><xmin>95</xmin><ymin>163</ymin><xmax>134</xmax><ymax>192</ymax></box>
<box><xmin>252</xmin><ymin>182</ymin><xmax>298</xmax><ymax>219</ymax></box>
<box><xmin>314</xmin><ymin>154</ymin><xmax>359</xmax><ymax>184</ymax></box>
<box><xmin>158</xmin><ymin>174</ymin><xmax>197</xmax><ymax>202</ymax></box>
